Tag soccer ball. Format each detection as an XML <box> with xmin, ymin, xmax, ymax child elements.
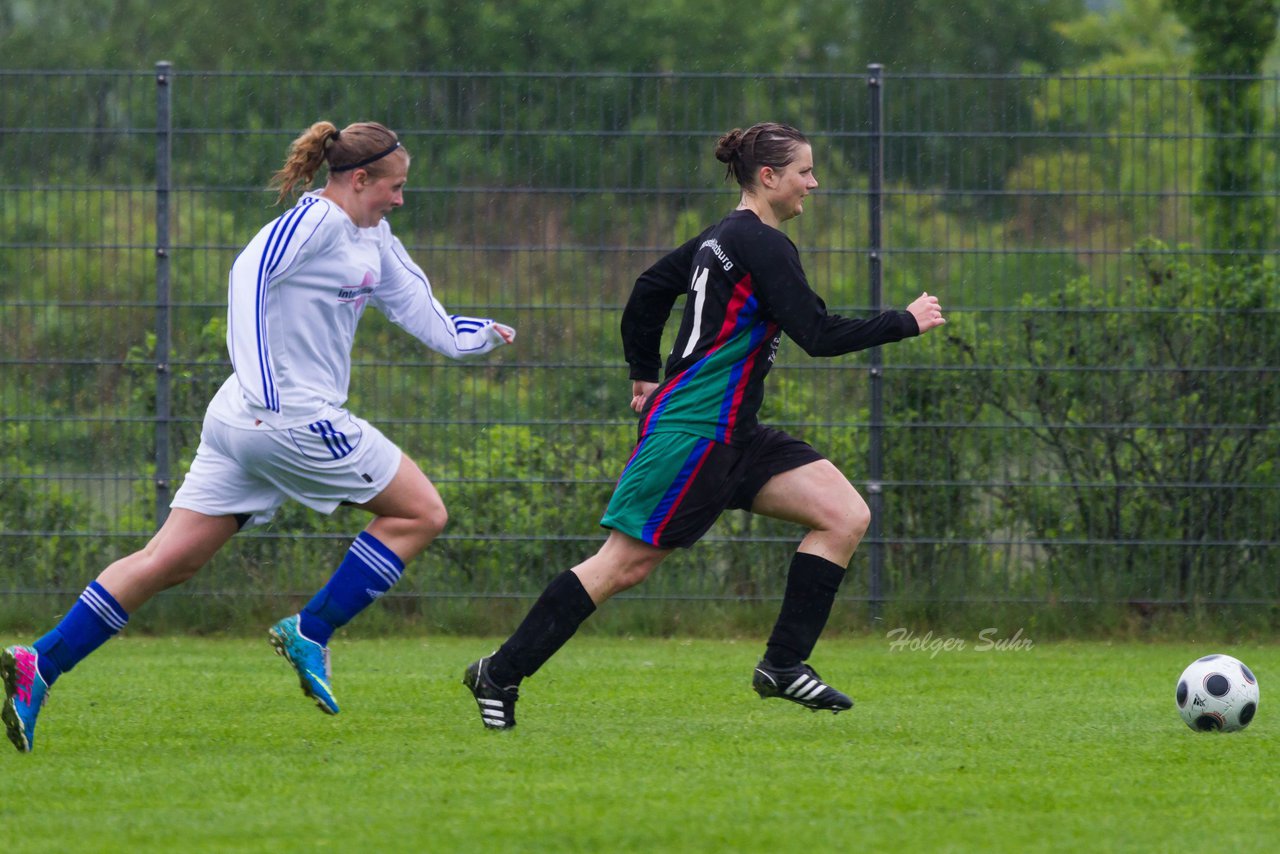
<box><xmin>1175</xmin><ymin>654</ymin><xmax>1259</xmax><ymax>732</ymax></box>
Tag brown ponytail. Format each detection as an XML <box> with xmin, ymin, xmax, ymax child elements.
<box><xmin>268</xmin><ymin>121</ymin><xmax>407</xmax><ymax>204</ymax></box>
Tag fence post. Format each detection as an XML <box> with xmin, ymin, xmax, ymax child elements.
<box><xmin>155</xmin><ymin>61</ymin><xmax>173</xmax><ymax>527</ymax></box>
<box><xmin>866</xmin><ymin>63</ymin><xmax>885</xmax><ymax>624</ymax></box>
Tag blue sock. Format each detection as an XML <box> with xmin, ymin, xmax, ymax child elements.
<box><xmin>298</xmin><ymin>532</ymin><xmax>404</xmax><ymax>646</ymax></box>
<box><xmin>32</xmin><ymin>581</ymin><xmax>129</xmax><ymax>686</ymax></box>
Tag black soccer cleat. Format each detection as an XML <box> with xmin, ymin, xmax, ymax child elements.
<box><xmin>463</xmin><ymin>657</ymin><xmax>519</xmax><ymax>730</ymax></box>
<box><xmin>752</xmin><ymin>660</ymin><xmax>854</xmax><ymax>713</ymax></box>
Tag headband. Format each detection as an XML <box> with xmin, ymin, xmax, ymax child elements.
<box><xmin>330</xmin><ymin>141</ymin><xmax>401</xmax><ymax>173</ymax></box>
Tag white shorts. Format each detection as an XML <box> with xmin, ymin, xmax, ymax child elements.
<box><xmin>170</xmin><ymin>409</ymin><xmax>403</xmax><ymax>529</ymax></box>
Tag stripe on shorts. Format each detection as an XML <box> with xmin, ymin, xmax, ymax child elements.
<box><xmin>643</xmin><ymin>437</ymin><xmax>716</xmax><ymax>545</ymax></box>
<box><xmin>309</xmin><ymin>419</ymin><xmax>354</xmax><ymax>459</ymax></box>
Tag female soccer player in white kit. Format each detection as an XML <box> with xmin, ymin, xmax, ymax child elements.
<box><xmin>1</xmin><ymin>121</ymin><xmax>515</xmax><ymax>752</ymax></box>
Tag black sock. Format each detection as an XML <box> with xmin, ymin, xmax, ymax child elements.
<box><xmin>488</xmin><ymin>570</ymin><xmax>597</xmax><ymax>686</ymax></box>
<box><xmin>763</xmin><ymin>552</ymin><xmax>846</xmax><ymax>669</ymax></box>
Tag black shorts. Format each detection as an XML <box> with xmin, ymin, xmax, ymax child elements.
<box><xmin>599</xmin><ymin>426</ymin><xmax>825</xmax><ymax>549</ymax></box>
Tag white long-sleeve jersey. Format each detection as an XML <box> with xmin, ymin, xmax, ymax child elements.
<box><xmin>207</xmin><ymin>191</ymin><xmax>509</xmax><ymax>429</ymax></box>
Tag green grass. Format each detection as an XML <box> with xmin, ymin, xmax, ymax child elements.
<box><xmin>1</xmin><ymin>635</ymin><xmax>1275</xmax><ymax>852</ymax></box>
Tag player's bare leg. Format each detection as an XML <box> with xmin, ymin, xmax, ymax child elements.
<box><xmin>97</xmin><ymin>510</ymin><xmax>241</xmax><ymax>611</ymax></box>
<box><xmin>748</xmin><ymin>461</ymin><xmax>866</xmax><ymax>713</ymax></box>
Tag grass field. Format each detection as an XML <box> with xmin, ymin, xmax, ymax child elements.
<box><xmin>1</xmin><ymin>634</ymin><xmax>1275</xmax><ymax>853</ymax></box>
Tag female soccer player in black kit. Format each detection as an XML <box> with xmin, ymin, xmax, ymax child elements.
<box><xmin>465</xmin><ymin>122</ymin><xmax>945</xmax><ymax>729</ymax></box>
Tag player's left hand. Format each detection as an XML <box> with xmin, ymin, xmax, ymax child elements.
<box><xmin>493</xmin><ymin>323</ymin><xmax>516</xmax><ymax>344</ymax></box>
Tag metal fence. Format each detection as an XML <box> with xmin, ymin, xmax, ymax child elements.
<box><xmin>2</xmin><ymin>67</ymin><xmax>1277</xmax><ymax>627</ymax></box>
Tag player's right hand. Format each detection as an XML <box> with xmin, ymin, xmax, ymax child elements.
<box><xmin>630</xmin><ymin>380</ymin><xmax>658</xmax><ymax>413</ymax></box>
<box><xmin>907</xmin><ymin>291</ymin><xmax>945</xmax><ymax>333</ymax></box>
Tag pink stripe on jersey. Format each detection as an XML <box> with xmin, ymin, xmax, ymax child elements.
<box><xmin>711</xmin><ymin>276</ymin><xmax>760</xmax><ymax>442</ymax></box>
<box><xmin>719</xmin><ymin>318</ymin><xmax>779</xmax><ymax>444</ymax></box>
<box><xmin>713</xmin><ymin>275</ymin><xmax>755</xmax><ymax>346</ymax></box>
<box><xmin>640</xmin><ymin>273</ymin><xmax>756</xmax><ymax>437</ymax></box>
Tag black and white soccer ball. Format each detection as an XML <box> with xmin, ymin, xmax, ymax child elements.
<box><xmin>1175</xmin><ymin>654</ymin><xmax>1259</xmax><ymax>732</ymax></box>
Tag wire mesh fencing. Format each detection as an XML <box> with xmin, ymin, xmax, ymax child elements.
<box><xmin>1</xmin><ymin>67</ymin><xmax>1276</xmax><ymax>630</ymax></box>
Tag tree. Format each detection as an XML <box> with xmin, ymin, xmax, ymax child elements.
<box><xmin>0</xmin><ymin>0</ymin><xmax>833</xmax><ymax>74</ymax></box>
<box><xmin>855</xmin><ymin>0</ymin><xmax>1090</xmax><ymax>73</ymax></box>
<box><xmin>853</xmin><ymin>0</ymin><xmax>1092</xmax><ymax>204</ymax></box>
<box><xmin>1055</xmin><ymin>0</ymin><xmax>1188</xmax><ymax>74</ymax></box>
<box><xmin>1166</xmin><ymin>0</ymin><xmax>1279</xmax><ymax>257</ymax></box>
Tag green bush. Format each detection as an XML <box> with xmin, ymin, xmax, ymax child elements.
<box><xmin>974</xmin><ymin>244</ymin><xmax>1279</xmax><ymax>605</ymax></box>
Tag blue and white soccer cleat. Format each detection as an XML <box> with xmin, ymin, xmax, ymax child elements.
<box><xmin>269</xmin><ymin>615</ymin><xmax>339</xmax><ymax>715</ymax></box>
<box><xmin>2</xmin><ymin>645</ymin><xmax>50</xmax><ymax>753</ymax></box>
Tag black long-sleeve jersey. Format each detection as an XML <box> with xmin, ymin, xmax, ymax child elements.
<box><xmin>621</xmin><ymin>209</ymin><xmax>918</xmax><ymax>446</ymax></box>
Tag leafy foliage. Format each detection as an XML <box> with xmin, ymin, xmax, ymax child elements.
<box><xmin>1166</xmin><ymin>0</ymin><xmax>1279</xmax><ymax>255</ymax></box>
<box><xmin>0</xmin><ymin>425</ymin><xmax>114</xmax><ymax>587</ymax></box>
<box><xmin>973</xmin><ymin>246</ymin><xmax>1279</xmax><ymax>602</ymax></box>
<box><xmin>4</xmin><ymin>5</ymin><xmax>1280</xmax><ymax>629</ymax></box>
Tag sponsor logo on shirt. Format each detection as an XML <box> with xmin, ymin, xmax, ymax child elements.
<box><xmin>337</xmin><ymin>270</ymin><xmax>377</xmax><ymax>306</ymax></box>
<box><xmin>699</xmin><ymin>238</ymin><xmax>735</xmax><ymax>273</ymax></box>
